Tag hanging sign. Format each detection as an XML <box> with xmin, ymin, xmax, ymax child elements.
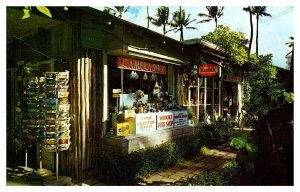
<box><xmin>135</xmin><ymin>113</ymin><xmax>157</xmax><ymax>134</ymax></box>
<box><xmin>173</xmin><ymin>110</ymin><xmax>188</xmax><ymax>127</ymax></box>
<box><xmin>117</xmin><ymin>57</ymin><xmax>167</xmax><ymax>75</ymax></box>
<box><xmin>199</xmin><ymin>64</ymin><xmax>219</xmax><ymax>77</ymax></box>
<box><xmin>226</xmin><ymin>75</ymin><xmax>241</xmax><ymax>82</ymax></box>
<box><xmin>157</xmin><ymin>111</ymin><xmax>174</xmax><ymax>130</ymax></box>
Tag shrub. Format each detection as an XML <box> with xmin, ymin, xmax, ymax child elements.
<box><xmin>201</xmin><ymin>117</ymin><xmax>233</xmax><ymax>145</ymax></box>
<box><xmin>184</xmin><ymin>160</ymin><xmax>238</xmax><ymax>186</ymax></box>
<box><xmin>98</xmin><ymin>135</ymin><xmax>202</xmax><ymax>185</ymax></box>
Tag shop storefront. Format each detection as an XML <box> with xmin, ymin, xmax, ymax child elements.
<box><xmin>103</xmin><ymin>52</ymin><xmax>193</xmax><ymax>155</ymax></box>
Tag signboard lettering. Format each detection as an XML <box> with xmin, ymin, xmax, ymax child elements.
<box><xmin>136</xmin><ymin>113</ymin><xmax>157</xmax><ymax>134</ymax></box>
<box><xmin>173</xmin><ymin>110</ymin><xmax>188</xmax><ymax>127</ymax></box>
<box><xmin>199</xmin><ymin>64</ymin><xmax>219</xmax><ymax>77</ymax></box>
<box><xmin>117</xmin><ymin>57</ymin><xmax>167</xmax><ymax>75</ymax></box>
<box><xmin>227</xmin><ymin>75</ymin><xmax>241</xmax><ymax>82</ymax></box>
<box><xmin>157</xmin><ymin>112</ymin><xmax>174</xmax><ymax>130</ymax></box>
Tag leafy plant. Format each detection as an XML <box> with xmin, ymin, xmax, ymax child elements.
<box><xmin>201</xmin><ymin>117</ymin><xmax>233</xmax><ymax>144</ymax></box>
<box><xmin>22</xmin><ymin>6</ymin><xmax>52</xmax><ymax>19</ymax></box>
<box><xmin>230</xmin><ymin>132</ymin><xmax>257</xmax><ymax>175</ymax></box>
<box><xmin>99</xmin><ymin>135</ymin><xmax>201</xmax><ymax>185</ymax></box>
<box><xmin>184</xmin><ymin>160</ymin><xmax>238</xmax><ymax>186</ymax></box>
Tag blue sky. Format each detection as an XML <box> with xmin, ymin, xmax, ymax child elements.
<box><xmin>96</xmin><ymin>6</ymin><xmax>294</xmax><ymax>68</ymax></box>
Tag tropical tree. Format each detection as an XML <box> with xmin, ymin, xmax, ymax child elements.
<box><xmin>104</xmin><ymin>6</ymin><xmax>130</xmax><ymax>18</ymax></box>
<box><xmin>253</xmin><ymin>6</ymin><xmax>271</xmax><ymax>56</ymax></box>
<box><xmin>202</xmin><ymin>25</ymin><xmax>248</xmax><ymax>66</ymax></box>
<box><xmin>243</xmin><ymin>6</ymin><xmax>255</xmax><ymax>56</ymax></box>
<box><xmin>197</xmin><ymin>6</ymin><xmax>224</xmax><ymax>30</ymax></box>
<box><xmin>170</xmin><ymin>6</ymin><xmax>197</xmax><ymax>41</ymax></box>
<box><xmin>148</xmin><ymin>6</ymin><xmax>171</xmax><ymax>35</ymax></box>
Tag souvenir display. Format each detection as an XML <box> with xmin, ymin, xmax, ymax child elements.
<box><xmin>44</xmin><ymin>71</ymin><xmax>71</xmax><ymax>152</ymax></box>
<box><xmin>22</xmin><ymin>75</ymin><xmax>46</xmax><ymax>145</ymax></box>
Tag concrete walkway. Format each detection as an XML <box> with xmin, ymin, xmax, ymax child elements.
<box><xmin>138</xmin><ymin>142</ymin><xmax>237</xmax><ymax>186</ymax></box>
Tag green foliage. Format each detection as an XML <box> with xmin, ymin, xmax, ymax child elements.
<box><xmin>201</xmin><ymin>117</ymin><xmax>233</xmax><ymax>144</ymax></box>
<box><xmin>148</xmin><ymin>6</ymin><xmax>170</xmax><ymax>35</ymax></box>
<box><xmin>202</xmin><ymin>25</ymin><xmax>248</xmax><ymax>65</ymax></box>
<box><xmin>22</xmin><ymin>6</ymin><xmax>52</xmax><ymax>19</ymax></box>
<box><xmin>99</xmin><ymin>135</ymin><xmax>201</xmax><ymax>185</ymax></box>
<box><xmin>230</xmin><ymin>132</ymin><xmax>257</xmax><ymax>174</ymax></box>
<box><xmin>170</xmin><ymin>7</ymin><xmax>197</xmax><ymax>41</ymax></box>
<box><xmin>184</xmin><ymin>160</ymin><xmax>238</xmax><ymax>186</ymax></box>
<box><xmin>242</xmin><ymin>54</ymin><xmax>282</xmax><ymax>116</ymax></box>
<box><xmin>283</xmin><ymin>92</ymin><xmax>294</xmax><ymax>103</ymax></box>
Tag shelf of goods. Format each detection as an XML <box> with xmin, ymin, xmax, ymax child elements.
<box><xmin>44</xmin><ymin>71</ymin><xmax>71</xmax><ymax>152</ymax></box>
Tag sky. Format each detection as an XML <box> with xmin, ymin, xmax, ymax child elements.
<box><xmin>95</xmin><ymin>6</ymin><xmax>294</xmax><ymax>69</ymax></box>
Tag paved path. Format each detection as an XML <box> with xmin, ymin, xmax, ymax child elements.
<box><xmin>138</xmin><ymin>142</ymin><xmax>237</xmax><ymax>186</ymax></box>
<box><xmin>7</xmin><ymin>142</ymin><xmax>236</xmax><ymax>186</ymax></box>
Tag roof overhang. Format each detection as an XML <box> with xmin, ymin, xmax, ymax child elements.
<box><xmin>107</xmin><ymin>45</ymin><xmax>188</xmax><ymax>66</ymax></box>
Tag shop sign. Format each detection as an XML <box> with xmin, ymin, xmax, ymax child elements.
<box><xmin>199</xmin><ymin>64</ymin><xmax>219</xmax><ymax>77</ymax></box>
<box><xmin>157</xmin><ymin>112</ymin><xmax>174</xmax><ymax>130</ymax></box>
<box><xmin>117</xmin><ymin>57</ymin><xmax>167</xmax><ymax>75</ymax></box>
<box><xmin>173</xmin><ymin>110</ymin><xmax>188</xmax><ymax>127</ymax></box>
<box><xmin>135</xmin><ymin>113</ymin><xmax>157</xmax><ymax>134</ymax></box>
<box><xmin>226</xmin><ymin>75</ymin><xmax>241</xmax><ymax>82</ymax></box>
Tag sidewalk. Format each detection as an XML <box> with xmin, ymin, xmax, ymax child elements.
<box><xmin>137</xmin><ymin>142</ymin><xmax>237</xmax><ymax>186</ymax></box>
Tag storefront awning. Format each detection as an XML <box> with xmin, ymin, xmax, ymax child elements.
<box><xmin>108</xmin><ymin>45</ymin><xmax>188</xmax><ymax>66</ymax></box>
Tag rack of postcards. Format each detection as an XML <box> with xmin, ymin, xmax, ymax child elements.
<box><xmin>44</xmin><ymin>71</ymin><xmax>71</xmax><ymax>152</ymax></box>
<box><xmin>22</xmin><ymin>76</ymin><xmax>46</xmax><ymax>147</ymax></box>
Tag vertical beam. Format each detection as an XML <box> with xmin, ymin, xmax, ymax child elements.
<box><xmin>212</xmin><ymin>78</ymin><xmax>215</xmax><ymax>120</ymax></box>
<box><xmin>238</xmin><ymin>83</ymin><xmax>242</xmax><ymax>114</ymax></box>
<box><xmin>219</xmin><ymin>78</ymin><xmax>222</xmax><ymax>117</ymax></box>
<box><xmin>196</xmin><ymin>78</ymin><xmax>200</xmax><ymax>120</ymax></box>
<box><xmin>204</xmin><ymin>78</ymin><xmax>207</xmax><ymax>121</ymax></box>
<box><xmin>168</xmin><ymin>65</ymin><xmax>175</xmax><ymax>97</ymax></box>
<box><xmin>102</xmin><ymin>51</ymin><xmax>108</xmax><ymax>137</ymax></box>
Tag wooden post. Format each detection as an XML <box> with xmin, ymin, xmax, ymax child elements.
<box><xmin>81</xmin><ymin>58</ymin><xmax>86</xmax><ymax>178</ymax></box>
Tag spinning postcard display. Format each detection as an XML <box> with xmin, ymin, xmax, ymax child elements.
<box><xmin>44</xmin><ymin>71</ymin><xmax>71</xmax><ymax>152</ymax></box>
<box><xmin>22</xmin><ymin>76</ymin><xmax>46</xmax><ymax>147</ymax></box>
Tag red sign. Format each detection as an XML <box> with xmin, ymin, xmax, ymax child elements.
<box><xmin>227</xmin><ymin>75</ymin><xmax>241</xmax><ymax>82</ymax></box>
<box><xmin>117</xmin><ymin>57</ymin><xmax>167</xmax><ymax>75</ymax></box>
<box><xmin>199</xmin><ymin>64</ymin><xmax>219</xmax><ymax>77</ymax></box>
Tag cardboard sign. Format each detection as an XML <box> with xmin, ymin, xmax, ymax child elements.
<box><xmin>157</xmin><ymin>112</ymin><xmax>174</xmax><ymax>130</ymax></box>
<box><xmin>173</xmin><ymin>110</ymin><xmax>188</xmax><ymax>127</ymax></box>
<box><xmin>199</xmin><ymin>64</ymin><xmax>219</xmax><ymax>77</ymax></box>
<box><xmin>135</xmin><ymin>113</ymin><xmax>157</xmax><ymax>134</ymax></box>
<box><xmin>117</xmin><ymin>57</ymin><xmax>167</xmax><ymax>75</ymax></box>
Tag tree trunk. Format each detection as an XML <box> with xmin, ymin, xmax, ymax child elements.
<box><xmin>256</xmin><ymin>14</ymin><xmax>259</xmax><ymax>57</ymax></box>
<box><xmin>249</xmin><ymin>8</ymin><xmax>253</xmax><ymax>56</ymax></box>
<box><xmin>179</xmin><ymin>6</ymin><xmax>183</xmax><ymax>41</ymax></box>
<box><xmin>215</xmin><ymin>18</ymin><xmax>217</xmax><ymax>30</ymax></box>
<box><xmin>147</xmin><ymin>6</ymin><xmax>149</xmax><ymax>29</ymax></box>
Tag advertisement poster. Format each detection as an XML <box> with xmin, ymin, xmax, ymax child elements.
<box><xmin>136</xmin><ymin>113</ymin><xmax>157</xmax><ymax>134</ymax></box>
<box><xmin>173</xmin><ymin>110</ymin><xmax>188</xmax><ymax>127</ymax></box>
<box><xmin>157</xmin><ymin>112</ymin><xmax>174</xmax><ymax>130</ymax></box>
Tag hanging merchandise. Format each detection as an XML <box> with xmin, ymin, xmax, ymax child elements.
<box><xmin>44</xmin><ymin>71</ymin><xmax>71</xmax><ymax>152</ymax></box>
<box><xmin>143</xmin><ymin>72</ymin><xmax>148</xmax><ymax>80</ymax></box>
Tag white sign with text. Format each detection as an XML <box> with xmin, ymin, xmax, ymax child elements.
<box><xmin>157</xmin><ymin>111</ymin><xmax>174</xmax><ymax>130</ymax></box>
<box><xmin>173</xmin><ymin>110</ymin><xmax>188</xmax><ymax>127</ymax></box>
<box><xmin>135</xmin><ymin>113</ymin><xmax>157</xmax><ymax>134</ymax></box>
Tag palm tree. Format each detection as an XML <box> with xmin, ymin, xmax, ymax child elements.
<box><xmin>104</xmin><ymin>6</ymin><xmax>130</xmax><ymax>18</ymax></box>
<box><xmin>243</xmin><ymin>6</ymin><xmax>255</xmax><ymax>56</ymax></box>
<box><xmin>198</xmin><ymin>6</ymin><xmax>224</xmax><ymax>30</ymax></box>
<box><xmin>170</xmin><ymin>6</ymin><xmax>197</xmax><ymax>41</ymax></box>
<box><xmin>253</xmin><ymin>6</ymin><xmax>271</xmax><ymax>56</ymax></box>
<box><xmin>147</xmin><ymin>6</ymin><xmax>150</xmax><ymax>29</ymax></box>
<box><xmin>148</xmin><ymin>6</ymin><xmax>171</xmax><ymax>35</ymax></box>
